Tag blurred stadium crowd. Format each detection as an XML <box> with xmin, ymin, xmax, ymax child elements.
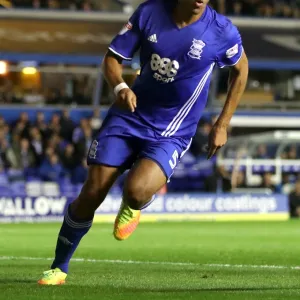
<box><xmin>211</xmin><ymin>0</ymin><xmax>300</xmax><ymax>18</ymax></box>
<box><xmin>1</xmin><ymin>111</ymin><xmax>300</xmax><ymax>197</ymax></box>
<box><xmin>0</xmin><ymin>110</ymin><xmax>102</xmax><ymax>184</ymax></box>
<box><xmin>1</xmin><ymin>0</ymin><xmax>299</xmax><ymax>17</ymax></box>
<box><xmin>184</xmin><ymin>117</ymin><xmax>300</xmax><ymax>194</ymax></box>
<box><xmin>1</xmin><ymin>0</ymin><xmax>134</xmax><ymax>12</ymax></box>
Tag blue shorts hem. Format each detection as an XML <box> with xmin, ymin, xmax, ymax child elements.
<box><xmin>138</xmin><ymin>156</ymin><xmax>168</xmax><ymax>182</ymax></box>
<box><xmin>87</xmin><ymin>161</ymin><xmax>128</xmax><ymax>173</ymax></box>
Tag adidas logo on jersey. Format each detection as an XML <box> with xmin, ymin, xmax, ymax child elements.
<box><xmin>148</xmin><ymin>34</ymin><xmax>157</xmax><ymax>43</ymax></box>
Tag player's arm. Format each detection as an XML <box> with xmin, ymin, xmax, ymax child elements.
<box><xmin>102</xmin><ymin>5</ymin><xmax>143</xmax><ymax>113</ymax></box>
<box><xmin>207</xmin><ymin>23</ymin><xmax>249</xmax><ymax>159</ymax></box>
<box><xmin>207</xmin><ymin>51</ymin><xmax>248</xmax><ymax>159</ymax></box>
<box><xmin>219</xmin><ymin>51</ymin><xmax>248</xmax><ymax>127</ymax></box>
<box><xmin>102</xmin><ymin>51</ymin><xmax>137</xmax><ymax>112</ymax></box>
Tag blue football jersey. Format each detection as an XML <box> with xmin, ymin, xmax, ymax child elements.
<box><xmin>108</xmin><ymin>0</ymin><xmax>243</xmax><ymax>138</ymax></box>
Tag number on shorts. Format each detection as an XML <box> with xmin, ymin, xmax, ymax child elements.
<box><xmin>169</xmin><ymin>150</ymin><xmax>179</xmax><ymax>170</ymax></box>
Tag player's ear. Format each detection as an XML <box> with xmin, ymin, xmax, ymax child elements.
<box><xmin>106</xmin><ymin>50</ymin><xmax>124</xmax><ymax>64</ymax></box>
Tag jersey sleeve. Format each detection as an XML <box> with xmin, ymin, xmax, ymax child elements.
<box><xmin>216</xmin><ymin>22</ymin><xmax>243</xmax><ymax>69</ymax></box>
<box><xmin>108</xmin><ymin>6</ymin><xmax>143</xmax><ymax>61</ymax></box>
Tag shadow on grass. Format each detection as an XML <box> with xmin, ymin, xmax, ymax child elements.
<box><xmin>0</xmin><ymin>279</ymin><xmax>35</xmax><ymax>284</ymax></box>
<box><xmin>119</xmin><ymin>286</ymin><xmax>300</xmax><ymax>293</ymax></box>
<box><xmin>0</xmin><ymin>279</ymin><xmax>299</xmax><ymax>294</ymax></box>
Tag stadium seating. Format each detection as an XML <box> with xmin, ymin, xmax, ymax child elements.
<box><xmin>2</xmin><ymin>0</ymin><xmax>299</xmax><ymax>18</ymax></box>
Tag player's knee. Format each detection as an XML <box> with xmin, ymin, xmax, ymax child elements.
<box><xmin>124</xmin><ymin>183</ymin><xmax>148</xmax><ymax>210</ymax></box>
<box><xmin>77</xmin><ymin>179</ymin><xmax>107</xmax><ymax>210</ymax></box>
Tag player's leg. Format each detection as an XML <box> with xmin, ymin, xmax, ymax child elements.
<box><xmin>114</xmin><ymin>159</ymin><xmax>166</xmax><ymax>240</ymax></box>
<box><xmin>38</xmin><ymin>165</ymin><xmax>120</xmax><ymax>285</ymax></box>
<box><xmin>51</xmin><ymin>165</ymin><xmax>120</xmax><ymax>270</ymax></box>
<box><xmin>114</xmin><ymin>138</ymin><xmax>192</xmax><ymax>240</ymax></box>
<box><xmin>38</xmin><ymin>133</ymin><xmax>137</xmax><ymax>285</ymax></box>
<box><xmin>124</xmin><ymin>159</ymin><xmax>166</xmax><ymax>209</ymax></box>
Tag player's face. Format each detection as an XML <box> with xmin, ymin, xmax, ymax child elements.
<box><xmin>178</xmin><ymin>0</ymin><xmax>209</xmax><ymax>15</ymax></box>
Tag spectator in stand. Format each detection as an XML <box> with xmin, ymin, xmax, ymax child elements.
<box><xmin>19</xmin><ymin>112</ymin><xmax>31</xmax><ymax>128</ymax></box>
<box><xmin>254</xmin><ymin>144</ymin><xmax>269</xmax><ymax>159</ymax></box>
<box><xmin>12</xmin><ymin>122</ymin><xmax>26</xmax><ymax>140</ymax></box>
<box><xmin>73</xmin><ymin>85</ymin><xmax>90</xmax><ymax>106</ymax></box>
<box><xmin>0</xmin><ymin>126</ymin><xmax>8</xmax><ymax>144</ymax></box>
<box><xmin>75</xmin><ymin>126</ymin><xmax>93</xmax><ymax>160</ymax></box>
<box><xmin>32</xmin><ymin>0</ymin><xmax>41</xmax><ymax>8</ymax></box>
<box><xmin>45</xmin><ymin>146</ymin><xmax>55</xmax><ymax>161</ymax></box>
<box><xmin>72</xmin><ymin>159</ymin><xmax>88</xmax><ymax>184</ymax></box>
<box><xmin>30</xmin><ymin>127</ymin><xmax>44</xmax><ymax>166</ymax></box>
<box><xmin>82</xmin><ymin>0</ymin><xmax>94</xmax><ymax>11</ymax></box>
<box><xmin>288</xmin><ymin>145</ymin><xmax>297</xmax><ymax>160</ymax></box>
<box><xmin>0</xmin><ymin>139</ymin><xmax>10</xmax><ymax>169</ymax></box>
<box><xmin>289</xmin><ymin>180</ymin><xmax>300</xmax><ymax>218</ymax></box>
<box><xmin>35</xmin><ymin>111</ymin><xmax>48</xmax><ymax>137</ymax></box>
<box><xmin>204</xmin><ymin>165</ymin><xmax>233</xmax><ymax>193</ymax></box>
<box><xmin>39</xmin><ymin>153</ymin><xmax>64</xmax><ymax>182</ymax></box>
<box><xmin>72</xmin><ymin>118</ymin><xmax>89</xmax><ymax>144</ymax></box>
<box><xmin>47</xmin><ymin>133</ymin><xmax>67</xmax><ymax>156</ymax></box>
<box><xmin>68</xmin><ymin>1</ymin><xmax>77</xmax><ymax>10</ymax></box>
<box><xmin>209</xmin><ymin>0</ymin><xmax>225</xmax><ymax>14</ymax></box>
<box><xmin>2</xmin><ymin>124</ymin><xmax>10</xmax><ymax>142</ymax></box>
<box><xmin>0</xmin><ymin>78</ymin><xmax>15</xmax><ymax>104</ymax></box>
<box><xmin>13</xmin><ymin>112</ymin><xmax>31</xmax><ymax>138</ymax></box>
<box><xmin>259</xmin><ymin>172</ymin><xmax>277</xmax><ymax>192</ymax></box>
<box><xmin>280</xmin><ymin>173</ymin><xmax>294</xmax><ymax>195</ymax></box>
<box><xmin>20</xmin><ymin>138</ymin><xmax>37</xmax><ymax>169</ymax></box>
<box><xmin>47</xmin><ymin>0</ymin><xmax>59</xmax><ymax>9</ymax></box>
<box><xmin>47</xmin><ymin>113</ymin><xmax>61</xmax><ymax>137</ymax></box>
<box><xmin>60</xmin><ymin>109</ymin><xmax>74</xmax><ymax>142</ymax></box>
<box><xmin>0</xmin><ymin>129</ymin><xmax>6</xmax><ymax>145</ymax></box>
<box><xmin>6</xmin><ymin>138</ymin><xmax>36</xmax><ymax>170</ymax></box>
<box><xmin>0</xmin><ymin>116</ymin><xmax>6</xmax><ymax>128</ymax></box>
<box><xmin>0</xmin><ymin>118</ymin><xmax>10</xmax><ymax>143</ymax></box>
<box><xmin>276</xmin><ymin>0</ymin><xmax>299</xmax><ymax>18</ymax></box>
<box><xmin>61</xmin><ymin>143</ymin><xmax>78</xmax><ymax>174</ymax></box>
<box><xmin>190</xmin><ymin>120</ymin><xmax>212</xmax><ymax>157</ymax></box>
<box><xmin>231</xmin><ymin>170</ymin><xmax>247</xmax><ymax>190</ymax></box>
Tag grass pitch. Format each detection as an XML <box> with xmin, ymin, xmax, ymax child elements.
<box><xmin>0</xmin><ymin>221</ymin><xmax>300</xmax><ymax>300</ymax></box>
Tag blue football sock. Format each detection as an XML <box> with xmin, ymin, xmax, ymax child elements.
<box><xmin>51</xmin><ymin>206</ymin><xmax>93</xmax><ymax>273</ymax></box>
<box><xmin>140</xmin><ymin>195</ymin><xmax>156</xmax><ymax>210</ymax></box>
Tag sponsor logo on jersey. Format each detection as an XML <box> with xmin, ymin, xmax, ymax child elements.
<box><xmin>150</xmin><ymin>54</ymin><xmax>180</xmax><ymax>83</ymax></box>
<box><xmin>119</xmin><ymin>21</ymin><xmax>133</xmax><ymax>35</ymax></box>
<box><xmin>226</xmin><ymin>44</ymin><xmax>239</xmax><ymax>58</ymax></box>
<box><xmin>188</xmin><ymin>39</ymin><xmax>206</xmax><ymax>60</ymax></box>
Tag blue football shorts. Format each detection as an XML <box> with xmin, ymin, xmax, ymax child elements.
<box><xmin>87</xmin><ymin>114</ymin><xmax>192</xmax><ymax>180</ymax></box>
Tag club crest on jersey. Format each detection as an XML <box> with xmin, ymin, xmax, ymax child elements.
<box><xmin>188</xmin><ymin>39</ymin><xmax>206</xmax><ymax>60</ymax></box>
<box><xmin>119</xmin><ymin>21</ymin><xmax>133</xmax><ymax>35</ymax></box>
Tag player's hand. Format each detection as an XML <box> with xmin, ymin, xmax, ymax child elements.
<box><xmin>115</xmin><ymin>88</ymin><xmax>137</xmax><ymax>113</ymax></box>
<box><xmin>207</xmin><ymin>125</ymin><xmax>227</xmax><ymax>160</ymax></box>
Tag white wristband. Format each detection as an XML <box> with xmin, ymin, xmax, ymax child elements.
<box><xmin>114</xmin><ymin>82</ymin><xmax>129</xmax><ymax>96</ymax></box>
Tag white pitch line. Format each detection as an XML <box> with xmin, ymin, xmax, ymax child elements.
<box><xmin>0</xmin><ymin>256</ymin><xmax>299</xmax><ymax>271</ymax></box>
